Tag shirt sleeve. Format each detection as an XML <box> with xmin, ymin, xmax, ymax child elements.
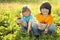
<box><xmin>36</xmin><ymin>14</ymin><xmax>39</xmax><ymax>21</ymax></box>
<box><xmin>47</xmin><ymin>16</ymin><xmax>53</xmax><ymax>25</ymax></box>
<box><xmin>36</xmin><ymin>14</ymin><xmax>42</xmax><ymax>22</ymax></box>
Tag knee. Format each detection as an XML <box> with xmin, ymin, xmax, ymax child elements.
<box><xmin>32</xmin><ymin>22</ymin><xmax>38</xmax><ymax>29</ymax></box>
<box><xmin>49</xmin><ymin>24</ymin><xmax>56</xmax><ymax>31</ymax></box>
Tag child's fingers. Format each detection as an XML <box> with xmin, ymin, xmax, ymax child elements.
<box><xmin>44</xmin><ymin>30</ymin><xmax>48</xmax><ymax>33</ymax></box>
<box><xmin>22</xmin><ymin>22</ymin><xmax>27</xmax><ymax>27</ymax></box>
<box><xmin>16</xmin><ymin>19</ymin><xmax>21</xmax><ymax>24</ymax></box>
<box><xmin>44</xmin><ymin>28</ymin><xmax>48</xmax><ymax>33</ymax></box>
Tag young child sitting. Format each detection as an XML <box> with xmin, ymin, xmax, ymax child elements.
<box><xmin>32</xmin><ymin>2</ymin><xmax>56</xmax><ymax>36</ymax></box>
<box><xmin>16</xmin><ymin>5</ymin><xmax>35</xmax><ymax>34</ymax></box>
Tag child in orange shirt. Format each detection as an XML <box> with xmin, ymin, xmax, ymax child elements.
<box><xmin>32</xmin><ymin>2</ymin><xmax>56</xmax><ymax>36</ymax></box>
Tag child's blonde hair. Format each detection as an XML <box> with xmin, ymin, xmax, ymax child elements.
<box><xmin>22</xmin><ymin>5</ymin><xmax>31</xmax><ymax>13</ymax></box>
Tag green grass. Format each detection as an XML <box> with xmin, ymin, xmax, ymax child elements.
<box><xmin>0</xmin><ymin>0</ymin><xmax>60</xmax><ymax>40</ymax></box>
<box><xmin>15</xmin><ymin>29</ymin><xmax>59</xmax><ymax>40</ymax></box>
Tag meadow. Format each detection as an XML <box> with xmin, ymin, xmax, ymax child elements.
<box><xmin>0</xmin><ymin>0</ymin><xmax>60</xmax><ymax>40</ymax></box>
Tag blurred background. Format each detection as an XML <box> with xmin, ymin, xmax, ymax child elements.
<box><xmin>0</xmin><ymin>0</ymin><xmax>60</xmax><ymax>40</ymax></box>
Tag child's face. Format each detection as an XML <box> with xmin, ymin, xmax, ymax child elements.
<box><xmin>22</xmin><ymin>10</ymin><xmax>31</xmax><ymax>17</ymax></box>
<box><xmin>41</xmin><ymin>8</ymin><xmax>49</xmax><ymax>15</ymax></box>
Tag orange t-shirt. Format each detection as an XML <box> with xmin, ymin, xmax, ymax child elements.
<box><xmin>36</xmin><ymin>13</ymin><xmax>53</xmax><ymax>25</ymax></box>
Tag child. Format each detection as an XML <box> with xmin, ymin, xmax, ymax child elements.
<box><xmin>32</xmin><ymin>2</ymin><xmax>56</xmax><ymax>36</ymax></box>
<box><xmin>17</xmin><ymin>5</ymin><xmax>35</xmax><ymax>34</ymax></box>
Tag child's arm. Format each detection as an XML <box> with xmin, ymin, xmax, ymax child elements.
<box><xmin>38</xmin><ymin>22</ymin><xmax>47</xmax><ymax>30</ymax></box>
<box><xmin>44</xmin><ymin>16</ymin><xmax>53</xmax><ymax>33</ymax></box>
<box><xmin>16</xmin><ymin>17</ymin><xmax>21</xmax><ymax>25</ymax></box>
<box><xmin>21</xmin><ymin>22</ymin><xmax>27</xmax><ymax>27</ymax></box>
<box><xmin>44</xmin><ymin>19</ymin><xmax>53</xmax><ymax>33</ymax></box>
<box><xmin>38</xmin><ymin>22</ymin><xmax>46</xmax><ymax>27</ymax></box>
<box><xmin>16</xmin><ymin>17</ymin><xmax>22</xmax><ymax>31</ymax></box>
<box><xmin>28</xmin><ymin>20</ymin><xmax>33</xmax><ymax>34</ymax></box>
<box><xmin>44</xmin><ymin>24</ymin><xmax>50</xmax><ymax>34</ymax></box>
<box><xmin>16</xmin><ymin>17</ymin><xmax>27</xmax><ymax>27</ymax></box>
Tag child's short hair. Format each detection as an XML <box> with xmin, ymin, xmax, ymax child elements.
<box><xmin>40</xmin><ymin>2</ymin><xmax>52</xmax><ymax>14</ymax></box>
<box><xmin>22</xmin><ymin>6</ymin><xmax>31</xmax><ymax>13</ymax></box>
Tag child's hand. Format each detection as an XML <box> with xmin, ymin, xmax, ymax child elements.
<box><xmin>38</xmin><ymin>22</ymin><xmax>47</xmax><ymax>30</ymax></box>
<box><xmin>22</xmin><ymin>22</ymin><xmax>27</xmax><ymax>27</ymax></box>
<box><xmin>44</xmin><ymin>27</ymin><xmax>48</xmax><ymax>34</ymax></box>
<box><xmin>16</xmin><ymin>19</ymin><xmax>21</xmax><ymax>24</ymax></box>
<box><xmin>38</xmin><ymin>22</ymin><xmax>43</xmax><ymax>27</ymax></box>
<box><xmin>27</xmin><ymin>27</ymin><xmax>31</xmax><ymax>35</ymax></box>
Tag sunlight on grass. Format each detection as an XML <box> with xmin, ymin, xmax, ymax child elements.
<box><xmin>0</xmin><ymin>0</ymin><xmax>60</xmax><ymax>40</ymax></box>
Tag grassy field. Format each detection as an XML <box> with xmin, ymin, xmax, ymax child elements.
<box><xmin>0</xmin><ymin>0</ymin><xmax>60</xmax><ymax>40</ymax></box>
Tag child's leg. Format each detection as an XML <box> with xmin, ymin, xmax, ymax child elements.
<box><xmin>21</xmin><ymin>25</ymin><xmax>27</xmax><ymax>31</ymax></box>
<box><xmin>20</xmin><ymin>22</ymin><xmax>28</xmax><ymax>31</ymax></box>
<box><xmin>32</xmin><ymin>22</ymin><xmax>40</xmax><ymax>35</ymax></box>
<box><xmin>48</xmin><ymin>24</ymin><xmax>56</xmax><ymax>33</ymax></box>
